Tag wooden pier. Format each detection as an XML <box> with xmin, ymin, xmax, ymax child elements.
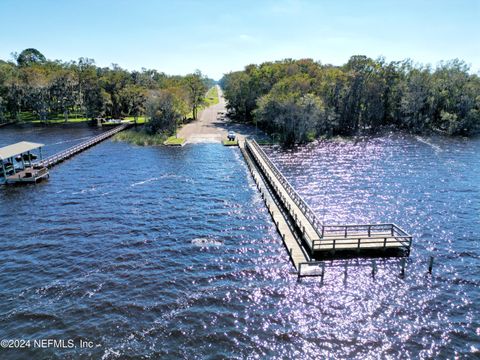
<box><xmin>36</xmin><ymin>123</ymin><xmax>131</xmax><ymax>168</ymax></box>
<box><xmin>243</xmin><ymin>138</ymin><xmax>413</xmax><ymax>274</ymax></box>
<box><xmin>240</xmin><ymin>140</ymin><xmax>310</xmax><ymax>270</ymax></box>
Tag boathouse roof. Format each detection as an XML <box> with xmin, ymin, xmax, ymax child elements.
<box><xmin>0</xmin><ymin>141</ymin><xmax>44</xmax><ymax>160</ymax></box>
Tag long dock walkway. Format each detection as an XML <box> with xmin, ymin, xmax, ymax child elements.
<box><xmin>240</xmin><ymin>141</ymin><xmax>309</xmax><ymax>270</ymax></box>
<box><xmin>246</xmin><ymin>139</ymin><xmax>322</xmax><ymax>250</ymax></box>
<box><xmin>36</xmin><ymin>123</ymin><xmax>131</xmax><ymax>168</ymax></box>
<box><xmin>244</xmin><ymin>138</ymin><xmax>413</xmax><ymax>271</ymax></box>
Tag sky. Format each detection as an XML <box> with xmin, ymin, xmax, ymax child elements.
<box><xmin>0</xmin><ymin>0</ymin><xmax>478</xmax><ymax>79</ymax></box>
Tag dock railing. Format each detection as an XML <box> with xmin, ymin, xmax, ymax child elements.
<box><xmin>35</xmin><ymin>166</ymin><xmax>49</xmax><ymax>177</ymax></box>
<box><xmin>36</xmin><ymin>123</ymin><xmax>130</xmax><ymax>168</ymax></box>
<box><xmin>246</xmin><ymin>139</ymin><xmax>325</xmax><ymax>242</ymax></box>
<box><xmin>246</xmin><ymin>138</ymin><xmax>412</xmax><ymax>253</ymax></box>
<box><xmin>317</xmin><ymin>223</ymin><xmax>412</xmax><ymax>249</ymax></box>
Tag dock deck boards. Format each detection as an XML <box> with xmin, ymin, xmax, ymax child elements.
<box><xmin>244</xmin><ymin>138</ymin><xmax>412</xmax><ymax>264</ymax></box>
<box><xmin>240</xmin><ymin>141</ymin><xmax>308</xmax><ymax>269</ymax></box>
<box><xmin>246</xmin><ymin>140</ymin><xmax>320</xmax><ymax>249</ymax></box>
<box><xmin>5</xmin><ymin>167</ymin><xmax>49</xmax><ymax>184</ymax></box>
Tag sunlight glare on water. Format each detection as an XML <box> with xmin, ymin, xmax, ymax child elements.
<box><xmin>0</xmin><ymin>128</ymin><xmax>478</xmax><ymax>359</ymax></box>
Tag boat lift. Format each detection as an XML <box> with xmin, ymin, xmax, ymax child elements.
<box><xmin>0</xmin><ymin>141</ymin><xmax>49</xmax><ymax>185</ymax></box>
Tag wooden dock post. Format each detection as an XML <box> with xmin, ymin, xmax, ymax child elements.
<box><xmin>400</xmin><ymin>258</ymin><xmax>406</xmax><ymax>276</ymax></box>
<box><xmin>428</xmin><ymin>256</ymin><xmax>434</xmax><ymax>274</ymax></box>
<box><xmin>372</xmin><ymin>260</ymin><xmax>377</xmax><ymax>277</ymax></box>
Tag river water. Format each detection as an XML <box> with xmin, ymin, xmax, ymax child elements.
<box><xmin>0</xmin><ymin>127</ymin><xmax>478</xmax><ymax>359</ymax></box>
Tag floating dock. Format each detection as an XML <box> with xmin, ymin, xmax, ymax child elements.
<box><xmin>242</xmin><ymin>139</ymin><xmax>413</xmax><ymax>275</ymax></box>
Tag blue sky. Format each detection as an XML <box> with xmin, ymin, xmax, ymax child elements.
<box><xmin>0</xmin><ymin>0</ymin><xmax>478</xmax><ymax>79</ymax></box>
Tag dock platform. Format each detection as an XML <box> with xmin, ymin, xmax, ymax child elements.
<box><xmin>0</xmin><ymin>141</ymin><xmax>49</xmax><ymax>185</ymax></box>
<box><xmin>5</xmin><ymin>167</ymin><xmax>49</xmax><ymax>184</ymax></box>
<box><xmin>243</xmin><ymin>139</ymin><xmax>412</xmax><ymax>272</ymax></box>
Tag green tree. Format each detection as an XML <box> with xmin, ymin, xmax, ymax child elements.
<box><xmin>145</xmin><ymin>90</ymin><xmax>183</xmax><ymax>135</ymax></box>
<box><xmin>255</xmin><ymin>75</ymin><xmax>324</xmax><ymax>145</ymax></box>
<box><xmin>99</xmin><ymin>64</ymin><xmax>130</xmax><ymax>118</ymax></box>
<box><xmin>120</xmin><ymin>84</ymin><xmax>147</xmax><ymax>123</ymax></box>
<box><xmin>183</xmin><ymin>70</ymin><xmax>207</xmax><ymax>120</ymax></box>
<box><xmin>16</xmin><ymin>48</ymin><xmax>46</xmax><ymax>67</ymax></box>
<box><xmin>49</xmin><ymin>68</ymin><xmax>77</xmax><ymax>121</ymax></box>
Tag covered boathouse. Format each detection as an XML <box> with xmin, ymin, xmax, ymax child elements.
<box><xmin>0</xmin><ymin>141</ymin><xmax>49</xmax><ymax>185</ymax></box>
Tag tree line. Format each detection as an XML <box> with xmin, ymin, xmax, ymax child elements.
<box><xmin>220</xmin><ymin>56</ymin><xmax>480</xmax><ymax>145</ymax></box>
<box><xmin>0</xmin><ymin>48</ymin><xmax>212</xmax><ymax>135</ymax></box>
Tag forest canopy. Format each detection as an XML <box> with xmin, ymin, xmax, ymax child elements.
<box><xmin>0</xmin><ymin>49</ymin><xmax>214</xmax><ymax>135</ymax></box>
<box><xmin>2</xmin><ymin>50</ymin><xmax>479</xmax><ymax>143</ymax></box>
<box><xmin>220</xmin><ymin>56</ymin><xmax>480</xmax><ymax>145</ymax></box>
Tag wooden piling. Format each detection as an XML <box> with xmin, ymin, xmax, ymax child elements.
<box><xmin>400</xmin><ymin>258</ymin><xmax>406</xmax><ymax>276</ymax></box>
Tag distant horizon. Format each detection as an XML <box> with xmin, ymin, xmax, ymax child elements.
<box><xmin>1</xmin><ymin>0</ymin><xmax>479</xmax><ymax>79</ymax></box>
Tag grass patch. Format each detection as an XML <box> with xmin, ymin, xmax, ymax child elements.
<box><xmin>124</xmin><ymin>116</ymin><xmax>147</xmax><ymax>124</ymax></box>
<box><xmin>15</xmin><ymin>112</ymin><xmax>90</xmax><ymax>123</ymax></box>
<box><xmin>204</xmin><ymin>86</ymin><xmax>219</xmax><ymax>106</ymax></box>
<box><xmin>113</xmin><ymin>130</ymin><xmax>166</xmax><ymax>146</ymax></box>
<box><xmin>222</xmin><ymin>139</ymin><xmax>238</xmax><ymax>146</ymax></box>
<box><xmin>11</xmin><ymin>112</ymin><xmax>148</xmax><ymax>124</ymax></box>
<box><xmin>164</xmin><ymin>136</ymin><xmax>186</xmax><ymax>146</ymax></box>
<box><xmin>29</xmin><ymin>117</ymin><xmax>90</xmax><ymax>124</ymax></box>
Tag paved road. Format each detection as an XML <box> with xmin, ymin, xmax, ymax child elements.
<box><xmin>178</xmin><ymin>85</ymin><xmax>262</xmax><ymax>144</ymax></box>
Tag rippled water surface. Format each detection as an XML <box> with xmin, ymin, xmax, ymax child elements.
<box><xmin>0</xmin><ymin>127</ymin><xmax>478</xmax><ymax>359</ymax></box>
